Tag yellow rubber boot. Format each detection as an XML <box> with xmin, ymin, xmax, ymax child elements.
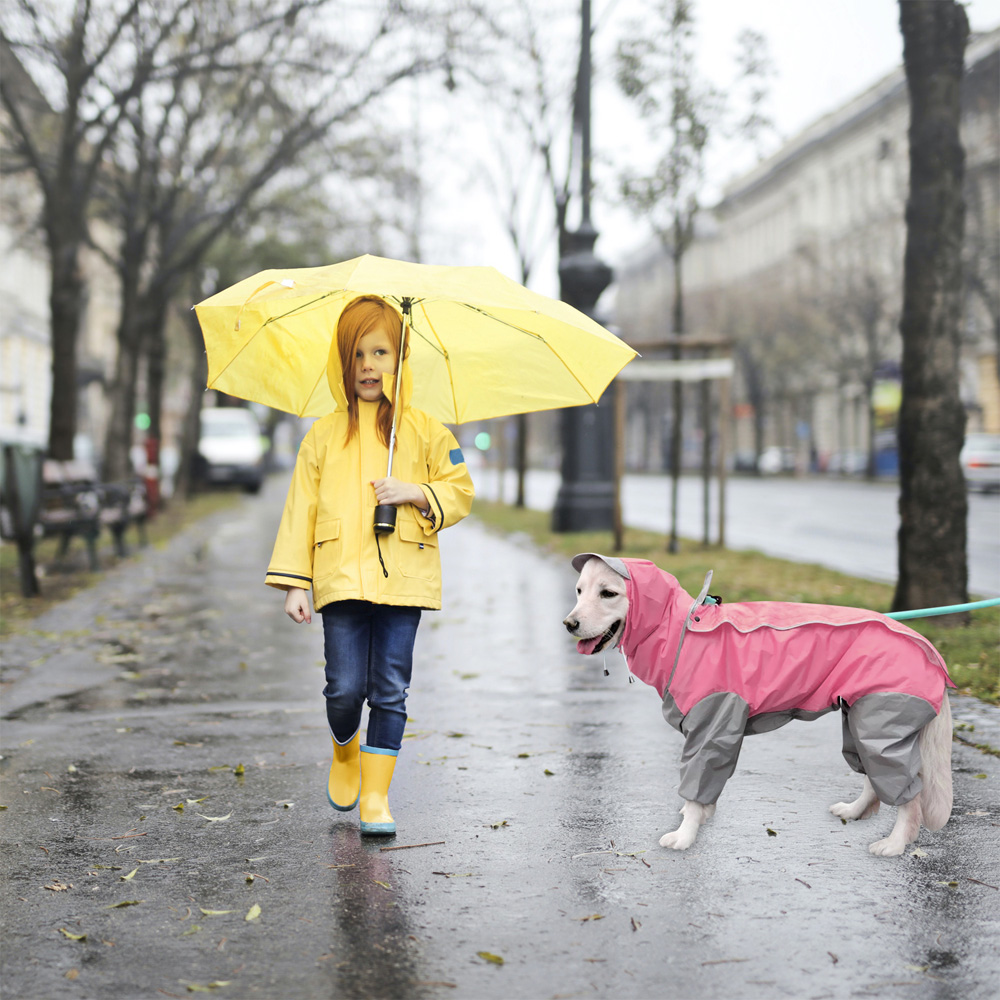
<box><xmin>327</xmin><ymin>729</ymin><xmax>361</xmax><ymax>811</ymax></box>
<box><xmin>359</xmin><ymin>746</ymin><xmax>398</xmax><ymax>835</ymax></box>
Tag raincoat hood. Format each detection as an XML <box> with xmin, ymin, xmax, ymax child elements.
<box><xmin>619</xmin><ymin>559</ymin><xmax>693</xmax><ymax>695</ymax></box>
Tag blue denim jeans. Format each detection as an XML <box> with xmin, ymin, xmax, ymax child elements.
<box><xmin>321</xmin><ymin>601</ymin><xmax>421</xmax><ymax>751</ymax></box>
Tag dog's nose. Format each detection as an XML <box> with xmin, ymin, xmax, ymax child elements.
<box><xmin>563</xmin><ymin>617</ymin><xmax>578</xmax><ymax>633</ymax></box>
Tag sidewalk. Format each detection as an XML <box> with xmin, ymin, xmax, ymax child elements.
<box><xmin>1</xmin><ymin>478</ymin><xmax>998</xmax><ymax>999</ymax></box>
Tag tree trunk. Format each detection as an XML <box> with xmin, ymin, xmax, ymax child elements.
<box><xmin>515</xmin><ymin>412</ymin><xmax>527</xmax><ymax>508</ymax></box>
<box><xmin>143</xmin><ymin>291</ymin><xmax>169</xmax><ymax>443</ymax></box>
<box><xmin>103</xmin><ymin>257</ymin><xmax>144</xmax><ymax>482</ymax></box>
<box><xmin>174</xmin><ymin>309</ymin><xmax>209</xmax><ymax>500</ymax></box>
<box><xmin>45</xmin><ymin>225</ymin><xmax>85</xmax><ymax>461</ymax></box>
<box><xmin>893</xmin><ymin>0</ymin><xmax>970</xmax><ymax>615</ymax></box>
<box><xmin>667</xmin><ymin>222</ymin><xmax>684</xmax><ymax>553</ymax></box>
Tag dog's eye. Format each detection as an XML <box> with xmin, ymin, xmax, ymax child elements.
<box><xmin>601</xmin><ymin>589</ymin><xmax>618</xmax><ymax>599</ymax></box>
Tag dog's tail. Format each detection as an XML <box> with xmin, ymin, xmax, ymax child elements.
<box><xmin>919</xmin><ymin>693</ymin><xmax>953</xmax><ymax>832</ymax></box>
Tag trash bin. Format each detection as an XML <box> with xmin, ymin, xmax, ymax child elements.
<box><xmin>1</xmin><ymin>443</ymin><xmax>44</xmax><ymax>597</ymax></box>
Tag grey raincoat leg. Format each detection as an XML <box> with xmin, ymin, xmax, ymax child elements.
<box><xmin>844</xmin><ymin>692</ymin><xmax>937</xmax><ymax>806</ymax></box>
<box><xmin>675</xmin><ymin>692</ymin><xmax>750</xmax><ymax>804</ymax></box>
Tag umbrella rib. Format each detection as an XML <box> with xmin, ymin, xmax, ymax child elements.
<box><xmin>453</xmin><ymin>302</ymin><xmax>602</xmax><ymax>404</ymax></box>
<box><xmin>414</xmin><ymin>303</ymin><xmax>460</xmax><ymax>421</ymax></box>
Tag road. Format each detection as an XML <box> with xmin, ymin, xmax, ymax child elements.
<box><xmin>476</xmin><ymin>467</ymin><xmax>1000</xmax><ymax>597</ymax></box>
<box><xmin>1</xmin><ymin>477</ymin><xmax>998</xmax><ymax>999</ymax></box>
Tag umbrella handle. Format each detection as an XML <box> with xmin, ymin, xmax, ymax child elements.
<box><xmin>373</xmin><ymin>300</ymin><xmax>411</xmax><ymax>536</ymax></box>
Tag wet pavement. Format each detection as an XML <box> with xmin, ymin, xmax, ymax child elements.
<box><xmin>1</xmin><ymin>476</ymin><xmax>999</xmax><ymax>1000</ymax></box>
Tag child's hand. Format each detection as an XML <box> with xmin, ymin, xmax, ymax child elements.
<box><xmin>371</xmin><ymin>477</ymin><xmax>428</xmax><ymax>508</ymax></box>
<box><xmin>284</xmin><ymin>587</ymin><xmax>312</xmax><ymax>624</ymax></box>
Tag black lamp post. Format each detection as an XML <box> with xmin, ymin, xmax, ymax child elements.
<box><xmin>552</xmin><ymin>0</ymin><xmax>615</xmax><ymax>532</ymax></box>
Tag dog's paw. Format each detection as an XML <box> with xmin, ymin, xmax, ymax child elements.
<box><xmin>868</xmin><ymin>835</ymin><xmax>905</xmax><ymax>857</ymax></box>
<box><xmin>829</xmin><ymin>799</ymin><xmax>880</xmax><ymax>821</ymax></box>
<box><xmin>659</xmin><ymin>828</ymin><xmax>696</xmax><ymax>850</ymax></box>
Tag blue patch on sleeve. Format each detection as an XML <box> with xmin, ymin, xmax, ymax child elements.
<box><xmin>449</xmin><ymin>447</ymin><xmax>465</xmax><ymax>466</ymax></box>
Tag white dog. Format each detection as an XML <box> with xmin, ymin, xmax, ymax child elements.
<box><xmin>563</xmin><ymin>553</ymin><xmax>954</xmax><ymax>856</ymax></box>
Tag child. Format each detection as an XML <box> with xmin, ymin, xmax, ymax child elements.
<box><xmin>266</xmin><ymin>295</ymin><xmax>475</xmax><ymax>834</ymax></box>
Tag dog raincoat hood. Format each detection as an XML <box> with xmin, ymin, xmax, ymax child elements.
<box><xmin>616</xmin><ymin>559</ymin><xmax>954</xmax><ymax>807</ymax></box>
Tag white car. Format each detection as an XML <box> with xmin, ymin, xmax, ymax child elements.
<box><xmin>960</xmin><ymin>432</ymin><xmax>1000</xmax><ymax>493</ymax></box>
<box><xmin>197</xmin><ymin>408</ymin><xmax>266</xmax><ymax>493</ymax></box>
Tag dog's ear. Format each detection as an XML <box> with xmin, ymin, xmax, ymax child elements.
<box><xmin>571</xmin><ymin>552</ymin><xmax>630</xmax><ymax>579</ymax></box>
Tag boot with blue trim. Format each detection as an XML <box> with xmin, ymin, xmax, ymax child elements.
<box><xmin>359</xmin><ymin>746</ymin><xmax>398</xmax><ymax>835</ymax></box>
<box><xmin>327</xmin><ymin>729</ymin><xmax>361</xmax><ymax>811</ymax></box>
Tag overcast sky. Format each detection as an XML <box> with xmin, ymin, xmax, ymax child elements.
<box><xmin>412</xmin><ymin>0</ymin><xmax>1000</xmax><ymax>296</ymax></box>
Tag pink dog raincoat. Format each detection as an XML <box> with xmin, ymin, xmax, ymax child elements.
<box><xmin>576</xmin><ymin>555</ymin><xmax>954</xmax><ymax>807</ymax></box>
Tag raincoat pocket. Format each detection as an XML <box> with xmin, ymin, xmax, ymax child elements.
<box><xmin>313</xmin><ymin>518</ymin><xmax>342</xmax><ymax>585</ymax></box>
<box><xmin>396</xmin><ymin>519</ymin><xmax>438</xmax><ymax>583</ymax></box>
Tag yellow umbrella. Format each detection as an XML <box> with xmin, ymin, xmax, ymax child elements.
<box><xmin>194</xmin><ymin>254</ymin><xmax>636</xmax><ymax>423</ymax></box>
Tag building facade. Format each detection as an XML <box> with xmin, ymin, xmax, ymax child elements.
<box><xmin>614</xmin><ymin>27</ymin><xmax>1000</xmax><ymax>475</ymax></box>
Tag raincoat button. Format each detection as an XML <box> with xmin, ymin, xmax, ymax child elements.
<box><xmin>694</xmin><ymin>616</ymin><xmax>700</xmax><ymax>622</ymax></box>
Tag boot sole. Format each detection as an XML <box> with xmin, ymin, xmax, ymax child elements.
<box><xmin>359</xmin><ymin>821</ymin><xmax>396</xmax><ymax>835</ymax></box>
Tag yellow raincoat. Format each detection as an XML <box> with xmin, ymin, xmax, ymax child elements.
<box><xmin>265</xmin><ymin>352</ymin><xmax>475</xmax><ymax>611</ymax></box>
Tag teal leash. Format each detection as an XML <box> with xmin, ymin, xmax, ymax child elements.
<box><xmin>886</xmin><ymin>597</ymin><xmax>1000</xmax><ymax>621</ymax></box>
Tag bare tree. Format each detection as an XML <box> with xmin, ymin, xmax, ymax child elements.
<box><xmin>893</xmin><ymin>0</ymin><xmax>969</xmax><ymax>614</ymax></box>
<box><xmin>615</xmin><ymin>0</ymin><xmax>770</xmax><ymax>550</ymax></box>
<box><xmin>95</xmin><ymin>2</ymin><xmax>446</xmax><ymax>480</ymax></box>
<box><xmin>0</xmin><ymin>0</ymin><xmax>198</xmax><ymax>459</ymax></box>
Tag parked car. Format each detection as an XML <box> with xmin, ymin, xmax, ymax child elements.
<box><xmin>757</xmin><ymin>446</ymin><xmax>796</xmax><ymax>475</ymax></box>
<box><xmin>196</xmin><ymin>407</ymin><xmax>266</xmax><ymax>493</ymax></box>
<box><xmin>960</xmin><ymin>432</ymin><xmax>1000</xmax><ymax>493</ymax></box>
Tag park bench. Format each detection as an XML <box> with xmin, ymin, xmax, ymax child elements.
<box><xmin>1</xmin><ymin>447</ymin><xmax>148</xmax><ymax>593</ymax></box>
<box><xmin>37</xmin><ymin>461</ymin><xmax>148</xmax><ymax>570</ymax></box>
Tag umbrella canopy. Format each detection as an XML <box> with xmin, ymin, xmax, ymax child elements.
<box><xmin>194</xmin><ymin>255</ymin><xmax>636</xmax><ymax>424</ymax></box>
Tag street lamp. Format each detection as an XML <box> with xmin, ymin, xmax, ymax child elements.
<box><xmin>552</xmin><ymin>0</ymin><xmax>615</xmax><ymax>532</ymax></box>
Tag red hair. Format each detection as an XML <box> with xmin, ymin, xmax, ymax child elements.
<box><xmin>336</xmin><ymin>295</ymin><xmax>406</xmax><ymax>448</ymax></box>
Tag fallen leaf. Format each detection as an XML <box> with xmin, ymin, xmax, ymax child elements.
<box><xmin>199</xmin><ymin>909</ymin><xmax>235</xmax><ymax>916</ymax></box>
<box><xmin>974</xmin><ymin>773</ymin><xmax>987</xmax><ymax>779</ymax></box>
<box><xmin>172</xmin><ymin>803</ymin><xmax>185</xmax><ymax>812</ymax></box>
<box><xmin>180</xmin><ymin>924</ymin><xmax>202</xmax><ymax>936</ymax></box>
<box><xmin>45</xmin><ymin>881</ymin><xmax>72</xmax><ymax>892</ymax></box>
<box><xmin>245</xmin><ymin>904</ymin><xmax>261</xmax><ymax>922</ymax></box>
<box><xmin>196</xmin><ymin>812</ymin><xmax>232</xmax><ymax>823</ymax></box>
<box><xmin>432</xmin><ymin>872</ymin><xmax>475</xmax><ymax>878</ymax></box>
<box><xmin>490</xmin><ymin>820</ymin><xmax>508</xmax><ymax>829</ymax></box>
<box><xmin>544</xmin><ymin>769</ymin><xmax>555</xmax><ymax>776</ymax></box>
<box><xmin>905</xmin><ymin>964</ymin><xmax>930</xmax><ymax>972</ymax></box>
<box><xmin>58</xmin><ymin>928</ymin><xmax>87</xmax><ymax>941</ymax></box>
<box><xmin>910</xmin><ymin>848</ymin><xmax>929</xmax><ymax>858</ymax></box>
<box><xmin>766</xmin><ymin>828</ymin><xmax>778</xmax><ymax>837</ymax></box>
<box><xmin>120</xmin><ymin>869</ymin><xmax>139</xmax><ymax>882</ymax></box>
<box><xmin>106</xmin><ymin>900</ymin><xmax>142</xmax><ymax>908</ymax></box>
<box><xmin>373</xmin><ymin>880</ymin><xmax>391</xmax><ymax>890</ymax></box>
<box><xmin>935</xmin><ymin>881</ymin><xmax>960</xmax><ymax>888</ymax></box>
<box><xmin>477</xmin><ymin>951</ymin><xmax>504</xmax><ymax>965</ymax></box>
<box><xmin>65</xmin><ymin>969</ymin><xmax>79</xmax><ymax>979</ymax></box>
<box><xmin>186</xmin><ymin>797</ymin><xmax>208</xmax><ymax>805</ymax></box>
<box><xmin>517</xmin><ymin>753</ymin><xmax>530</xmax><ymax>758</ymax></box>
<box><xmin>576</xmin><ymin>914</ymin><xmax>605</xmax><ymax>922</ymax></box>
<box><xmin>181</xmin><ymin>981</ymin><xmax>231</xmax><ymax>992</ymax></box>
<box><xmin>137</xmin><ymin>858</ymin><xmax>181</xmax><ymax>865</ymax></box>
<box><xmin>233</xmin><ymin>764</ymin><xmax>245</xmax><ymax>776</ymax></box>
